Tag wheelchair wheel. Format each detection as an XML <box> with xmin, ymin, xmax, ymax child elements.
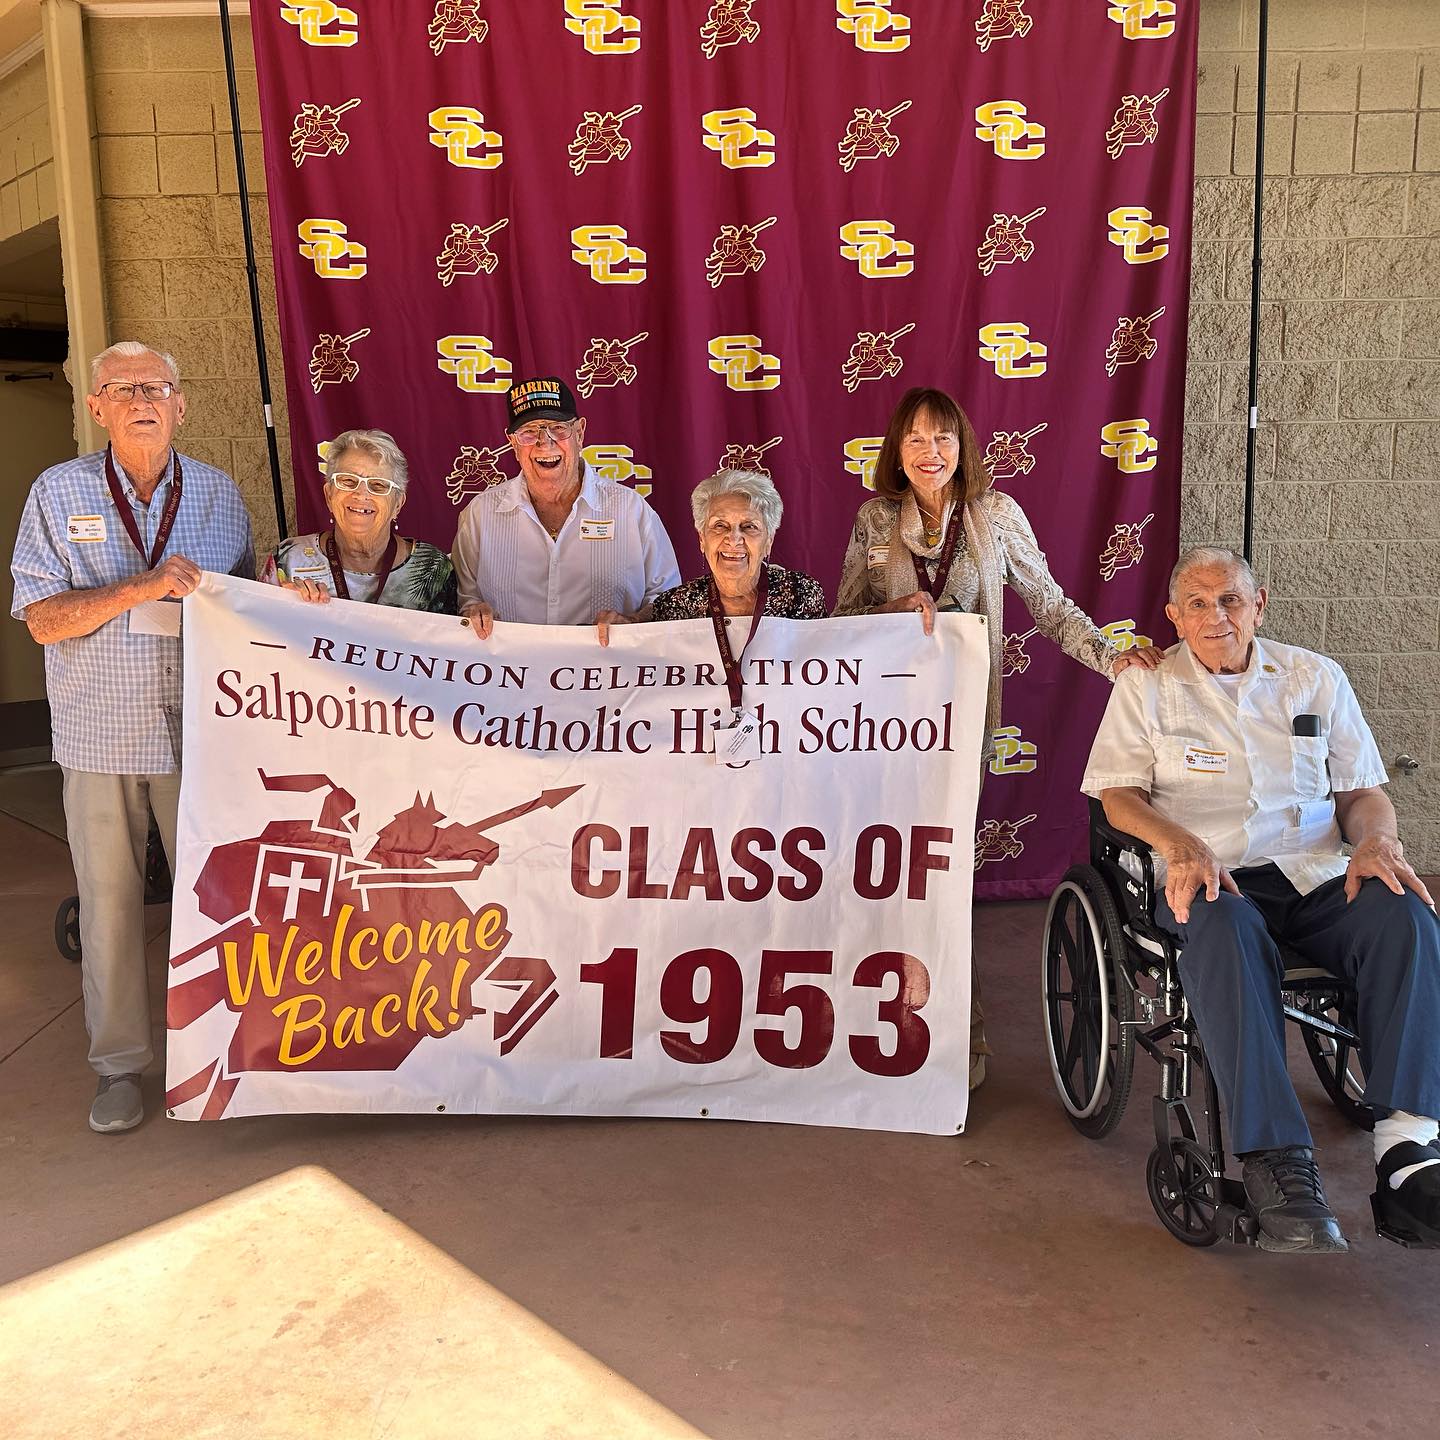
<box><xmin>54</xmin><ymin>896</ymin><xmax>81</xmax><ymax>963</ymax></box>
<box><xmin>1042</xmin><ymin>865</ymin><xmax>1135</xmax><ymax>1139</ymax></box>
<box><xmin>1146</xmin><ymin>1139</ymin><xmax>1222</xmax><ymax>1247</ymax></box>
<box><xmin>1301</xmin><ymin>1008</ymin><xmax>1375</xmax><ymax>1132</ymax></box>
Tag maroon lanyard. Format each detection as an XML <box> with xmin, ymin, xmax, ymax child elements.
<box><xmin>910</xmin><ymin>498</ymin><xmax>964</xmax><ymax>600</ymax></box>
<box><xmin>322</xmin><ymin>529</ymin><xmax>400</xmax><ymax>603</ymax></box>
<box><xmin>104</xmin><ymin>445</ymin><xmax>183</xmax><ymax>568</ymax></box>
<box><xmin>708</xmin><ymin>565</ymin><xmax>770</xmax><ymax>712</ymax></box>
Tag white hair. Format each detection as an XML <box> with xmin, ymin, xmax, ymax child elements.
<box><xmin>90</xmin><ymin>340</ymin><xmax>180</xmax><ymax>392</ymax></box>
<box><xmin>325</xmin><ymin>428</ymin><xmax>409</xmax><ymax>490</ymax></box>
<box><xmin>1168</xmin><ymin>546</ymin><xmax>1258</xmax><ymax>604</ymax></box>
<box><xmin>690</xmin><ymin>468</ymin><xmax>783</xmax><ymax>536</ymax></box>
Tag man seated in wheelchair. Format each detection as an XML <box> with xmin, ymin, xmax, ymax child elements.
<box><xmin>1082</xmin><ymin>546</ymin><xmax>1439</xmax><ymax>1254</ymax></box>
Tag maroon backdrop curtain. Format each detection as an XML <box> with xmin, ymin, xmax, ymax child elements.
<box><xmin>250</xmin><ymin>0</ymin><xmax>1197</xmax><ymax>898</ymax></box>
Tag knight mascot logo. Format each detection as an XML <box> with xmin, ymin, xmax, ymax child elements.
<box><xmin>569</xmin><ymin>105</ymin><xmax>642</xmax><ymax>174</ymax></box>
<box><xmin>975</xmin><ymin>100</ymin><xmax>1046</xmax><ymax>159</ymax></box>
<box><xmin>308</xmin><ymin>330</ymin><xmax>369</xmax><ymax>392</ymax></box>
<box><xmin>1107</xmin><ymin>90</ymin><xmax>1170</xmax><ymax>157</ymax></box>
<box><xmin>840</xmin><ymin>221</ymin><xmax>915</xmax><ymax>279</ymax></box>
<box><xmin>974</xmin><ymin>0</ymin><xmax>1032</xmax><ymax>52</ymax></box>
<box><xmin>1107</xmin><ymin>0</ymin><xmax>1178</xmax><ymax>40</ymax></box>
<box><xmin>718</xmin><ymin>437</ymin><xmax>782</xmax><ymax>478</ymax></box>
<box><xmin>837</xmin><ymin>101</ymin><xmax>911</xmax><ymax>171</ymax></box>
<box><xmin>435</xmin><ymin>219</ymin><xmax>509</xmax><ymax>287</ymax></box>
<box><xmin>842</xmin><ymin>324</ymin><xmax>914</xmax><ymax>391</ymax></box>
<box><xmin>166</xmin><ymin>771</ymin><xmax>579</xmax><ymax>1117</ymax></box>
<box><xmin>700</xmin><ymin>0</ymin><xmax>761</xmax><ymax>59</ymax></box>
<box><xmin>1001</xmin><ymin>628</ymin><xmax>1039</xmax><ymax>677</ymax></box>
<box><xmin>570</xmin><ymin>225</ymin><xmax>647</xmax><ymax>284</ymax></box>
<box><xmin>1100</xmin><ymin>419</ymin><xmax>1159</xmax><ymax>474</ymax></box>
<box><xmin>836</xmin><ymin>0</ymin><xmax>910</xmax><ymax>52</ymax></box>
<box><xmin>984</xmin><ymin>423</ymin><xmax>1047</xmax><ymax>480</ymax></box>
<box><xmin>979</xmin><ymin>323</ymin><xmax>1048</xmax><ymax>380</ymax></box>
<box><xmin>1099</xmin><ymin>514</ymin><xmax>1154</xmax><ymax>581</ymax></box>
<box><xmin>445</xmin><ymin>445</ymin><xmax>511</xmax><ymax>506</ymax></box>
<box><xmin>974</xmin><ymin>814</ymin><xmax>1037</xmax><ymax>868</ymax></box>
<box><xmin>428</xmin><ymin>0</ymin><xmax>488</xmax><ymax>53</ymax></box>
<box><xmin>297</xmin><ymin>219</ymin><xmax>367</xmax><ymax>281</ymax></box>
<box><xmin>575</xmin><ymin>333</ymin><xmax>649</xmax><ymax>398</ymax></box>
<box><xmin>437</xmin><ymin>335</ymin><xmax>513</xmax><ymax>393</ymax></box>
<box><xmin>988</xmin><ymin>725</ymin><xmax>1038</xmax><ymax>776</ymax></box>
<box><xmin>584</xmin><ymin>444</ymin><xmax>653</xmax><ymax>497</ymax></box>
<box><xmin>709</xmin><ymin>335</ymin><xmax>781</xmax><ymax>391</ymax></box>
<box><xmin>564</xmin><ymin>0</ymin><xmax>641</xmax><ymax>54</ymax></box>
<box><xmin>705</xmin><ymin>217</ymin><xmax>777</xmax><ymax>287</ymax></box>
<box><xmin>1106</xmin><ymin>307</ymin><xmax>1165</xmax><ymax>375</ymax></box>
<box><xmin>844</xmin><ymin>436</ymin><xmax>883</xmax><ymax>490</ymax></box>
<box><xmin>976</xmin><ymin>207</ymin><xmax>1045</xmax><ymax>276</ymax></box>
<box><xmin>280</xmin><ymin>2</ymin><xmax>357</xmax><ymax>47</ymax></box>
<box><xmin>702</xmin><ymin>109</ymin><xmax>776</xmax><ymax>168</ymax></box>
<box><xmin>290</xmin><ymin>98</ymin><xmax>360</xmax><ymax>166</ymax></box>
<box><xmin>428</xmin><ymin>107</ymin><xmax>504</xmax><ymax>169</ymax></box>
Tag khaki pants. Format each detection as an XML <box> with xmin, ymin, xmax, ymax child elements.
<box><xmin>61</xmin><ymin>769</ymin><xmax>179</xmax><ymax>1076</ymax></box>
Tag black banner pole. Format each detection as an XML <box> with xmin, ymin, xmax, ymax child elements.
<box><xmin>1242</xmin><ymin>0</ymin><xmax>1269</xmax><ymax>563</ymax></box>
<box><xmin>217</xmin><ymin>0</ymin><xmax>288</xmax><ymax>540</ymax></box>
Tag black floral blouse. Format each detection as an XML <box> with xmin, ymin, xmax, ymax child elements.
<box><xmin>651</xmin><ymin>563</ymin><xmax>826</xmax><ymax>621</ymax></box>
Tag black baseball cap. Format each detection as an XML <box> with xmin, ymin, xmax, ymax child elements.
<box><xmin>506</xmin><ymin>376</ymin><xmax>578</xmax><ymax>431</ymax></box>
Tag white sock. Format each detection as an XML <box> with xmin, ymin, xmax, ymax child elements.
<box><xmin>1373</xmin><ymin>1111</ymin><xmax>1440</xmax><ymax>1189</ymax></box>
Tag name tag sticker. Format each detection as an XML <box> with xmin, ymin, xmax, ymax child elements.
<box><xmin>712</xmin><ymin>709</ymin><xmax>763</xmax><ymax>766</ymax></box>
<box><xmin>1183</xmin><ymin>745</ymin><xmax>1228</xmax><ymax>775</ymax></box>
<box><xmin>580</xmin><ymin>519</ymin><xmax>615</xmax><ymax>541</ymax></box>
<box><xmin>867</xmin><ymin>545</ymin><xmax>890</xmax><ymax>568</ymax></box>
<box><xmin>67</xmin><ymin>514</ymin><xmax>106</xmax><ymax>543</ymax></box>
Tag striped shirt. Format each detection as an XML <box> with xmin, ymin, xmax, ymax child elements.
<box><xmin>452</xmin><ymin>463</ymin><xmax>679</xmax><ymax>625</ymax></box>
<box><xmin>9</xmin><ymin>449</ymin><xmax>254</xmax><ymax>774</ymax></box>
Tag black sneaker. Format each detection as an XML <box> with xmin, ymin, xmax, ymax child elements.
<box><xmin>1241</xmin><ymin>1146</ymin><xmax>1348</xmax><ymax>1253</ymax></box>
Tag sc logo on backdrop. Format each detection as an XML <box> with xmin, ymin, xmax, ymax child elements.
<box><xmin>836</xmin><ymin>0</ymin><xmax>911</xmax><ymax>52</ymax></box>
<box><xmin>844</xmin><ymin>436</ymin><xmax>883</xmax><ymax>491</ymax></box>
<box><xmin>428</xmin><ymin>107</ymin><xmax>504</xmax><ymax>169</ymax></box>
<box><xmin>437</xmin><ymin>336</ymin><xmax>513</xmax><ymax>393</ymax></box>
<box><xmin>839</xmin><ymin>221</ymin><xmax>915</xmax><ymax>279</ymax></box>
<box><xmin>978</xmin><ymin>323</ymin><xmax>1048</xmax><ymax>380</ymax></box>
<box><xmin>708</xmin><ymin>335</ymin><xmax>781</xmax><ymax>392</ymax></box>
<box><xmin>280</xmin><ymin>1</ymin><xmax>357</xmax><ymax>47</ymax></box>
<box><xmin>563</xmin><ymin>0</ymin><xmax>641</xmax><ymax>54</ymax></box>
<box><xmin>584</xmin><ymin>444</ymin><xmax>653</xmax><ymax>498</ymax></box>
<box><xmin>296</xmin><ymin>219</ymin><xmax>367</xmax><ymax>281</ymax></box>
<box><xmin>1107</xmin><ymin>207</ymin><xmax>1169</xmax><ymax>263</ymax></box>
<box><xmin>975</xmin><ymin>101</ymin><xmax>1046</xmax><ymax>160</ymax></box>
<box><xmin>1107</xmin><ymin>0</ymin><xmax>1177</xmax><ymax>40</ymax></box>
<box><xmin>570</xmin><ymin>225</ymin><xmax>647</xmax><ymax>284</ymax></box>
<box><xmin>702</xmin><ymin>109</ymin><xmax>776</xmax><ymax>168</ymax></box>
<box><xmin>1100</xmin><ymin>419</ymin><xmax>1159</xmax><ymax>474</ymax></box>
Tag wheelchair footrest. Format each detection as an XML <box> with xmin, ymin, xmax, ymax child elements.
<box><xmin>1219</xmin><ymin>1180</ymin><xmax>1260</xmax><ymax>1246</ymax></box>
<box><xmin>1370</xmin><ymin>1189</ymin><xmax>1440</xmax><ymax>1249</ymax></box>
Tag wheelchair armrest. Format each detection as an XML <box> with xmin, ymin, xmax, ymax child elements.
<box><xmin>1086</xmin><ymin>796</ymin><xmax>1158</xmax><ymax>912</ymax></box>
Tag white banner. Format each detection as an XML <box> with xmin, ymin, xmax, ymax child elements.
<box><xmin>166</xmin><ymin>574</ymin><xmax>986</xmax><ymax>1134</ymax></box>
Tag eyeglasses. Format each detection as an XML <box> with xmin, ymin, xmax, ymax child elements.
<box><xmin>96</xmin><ymin>381</ymin><xmax>175</xmax><ymax>403</ymax></box>
<box><xmin>328</xmin><ymin>470</ymin><xmax>401</xmax><ymax>496</ymax></box>
<box><xmin>510</xmin><ymin>421</ymin><xmax>576</xmax><ymax>447</ymax></box>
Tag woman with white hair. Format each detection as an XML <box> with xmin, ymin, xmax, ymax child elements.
<box><xmin>262</xmin><ymin>429</ymin><xmax>456</xmax><ymax>612</ymax></box>
<box><xmin>598</xmin><ymin>468</ymin><xmax>823</xmax><ymax>637</ymax></box>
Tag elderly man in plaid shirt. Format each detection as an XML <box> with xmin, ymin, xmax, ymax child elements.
<box><xmin>10</xmin><ymin>341</ymin><xmax>253</xmax><ymax>1133</ymax></box>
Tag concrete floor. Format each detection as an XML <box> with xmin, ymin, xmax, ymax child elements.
<box><xmin>2</xmin><ymin>767</ymin><xmax>1437</xmax><ymax>1439</ymax></box>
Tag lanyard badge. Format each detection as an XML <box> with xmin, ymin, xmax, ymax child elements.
<box><xmin>104</xmin><ymin>445</ymin><xmax>183</xmax><ymax>569</ymax></box>
<box><xmin>322</xmin><ymin>529</ymin><xmax>399</xmax><ymax>603</ymax></box>
<box><xmin>708</xmin><ymin>566</ymin><xmax>769</xmax><ymax>764</ymax></box>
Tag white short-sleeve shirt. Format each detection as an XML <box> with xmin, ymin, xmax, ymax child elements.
<box><xmin>1082</xmin><ymin>637</ymin><xmax>1389</xmax><ymax>895</ymax></box>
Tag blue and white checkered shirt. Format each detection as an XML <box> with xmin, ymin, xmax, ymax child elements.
<box><xmin>10</xmin><ymin>448</ymin><xmax>254</xmax><ymax>774</ymax></box>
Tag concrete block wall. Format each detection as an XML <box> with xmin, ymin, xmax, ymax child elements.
<box><xmin>86</xmin><ymin>13</ymin><xmax>291</xmax><ymax>557</ymax></box>
<box><xmin>1189</xmin><ymin>0</ymin><xmax>1439</xmax><ymax>869</ymax></box>
<box><xmin>0</xmin><ymin>54</ymin><xmax>57</xmax><ymax>242</ymax></box>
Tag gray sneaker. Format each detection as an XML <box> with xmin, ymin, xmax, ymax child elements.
<box><xmin>89</xmin><ymin>1074</ymin><xmax>144</xmax><ymax>1133</ymax></box>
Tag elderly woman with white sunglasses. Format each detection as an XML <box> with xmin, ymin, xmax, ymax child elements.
<box><xmin>261</xmin><ymin>428</ymin><xmax>457</xmax><ymax>612</ymax></box>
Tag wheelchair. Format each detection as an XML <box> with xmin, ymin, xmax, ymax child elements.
<box><xmin>1040</xmin><ymin>799</ymin><xmax>1408</xmax><ymax>1249</ymax></box>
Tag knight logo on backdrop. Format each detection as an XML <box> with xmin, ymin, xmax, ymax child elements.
<box><xmin>308</xmin><ymin>330</ymin><xmax>369</xmax><ymax>393</ymax></box>
<box><xmin>280</xmin><ymin>1</ymin><xmax>358</xmax><ymax>47</ymax></box>
<box><xmin>576</xmin><ymin>334</ymin><xmax>648</xmax><ymax>397</ymax></box>
<box><xmin>435</xmin><ymin>220</ymin><xmax>508</xmax><ymax>287</ymax></box>
<box><xmin>1106</xmin><ymin>307</ymin><xmax>1165</xmax><ymax>376</ymax></box>
<box><xmin>837</xmin><ymin>102</ymin><xmax>911</xmax><ymax>172</ymax></box>
<box><xmin>569</xmin><ymin>106</ymin><xmax>642</xmax><ymax>174</ymax></box>
<box><xmin>974</xmin><ymin>815</ymin><xmax>1037</xmax><ymax>868</ymax></box>
<box><xmin>1002</xmin><ymin>628</ymin><xmax>1038</xmax><ymax>677</ymax></box>
<box><xmin>297</xmin><ymin>219</ymin><xmax>366</xmax><ymax>281</ymax></box>
<box><xmin>708</xmin><ymin>335</ymin><xmax>781</xmax><ymax>392</ymax></box>
<box><xmin>718</xmin><ymin>437</ymin><xmax>782</xmax><ymax>478</ymax></box>
<box><xmin>564</xmin><ymin>0</ymin><xmax>641</xmax><ymax>54</ymax></box>
<box><xmin>700</xmin><ymin>0</ymin><xmax>761</xmax><ymax>59</ymax></box>
<box><xmin>978</xmin><ymin>323</ymin><xmax>1048</xmax><ymax>380</ymax></box>
<box><xmin>836</xmin><ymin>0</ymin><xmax>910</xmax><ymax>52</ymax></box>
<box><xmin>702</xmin><ymin>108</ymin><xmax>776</xmax><ymax>168</ymax></box>
<box><xmin>842</xmin><ymin>325</ymin><xmax>913</xmax><ymax>392</ymax></box>
<box><xmin>445</xmin><ymin>445</ymin><xmax>511</xmax><ymax>506</ymax></box>
<box><xmin>976</xmin><ymin>207</ymin><xmax>1044</xmax><ymax>276</ymax></box>
<box><xmin>706</xmin><ymin>217</ymin><xmax>777</xmax><ymax>287</ymax></box>
<box><xmin>571</xmin><ymin>225</ymin><xmax>647</xmax><ymax>284</ymax></box>
<box><xmin>1107</xmin><ymin>0</ymin><xmax>1178</xmax><ymax>41</ymax></box>
<box><xmin>428</xmin><ymin>0</ymin><xmax>488</xmax><ymax>54</ymax></box>
<box><xmin>1108</xmin><ymin>206</ymin><xmax>1169</xmax><ymax>263</ymax></box>
<box><xmin>840</xmin><ymin>221</ymin><xmax>915</xmax><ymax>279</ymax></box>
<box><xmin>428</xmin><ymin>107</ymin><xmax>503</xmax><ymax>169</ymax></box>
<box><xmin>974</xmin><ymin>0</ymin><xmax>1033</xmax><ymax>52</ymax></box>
<box><xmin>845</xmin><ymin>436</ymin><xmax>883</xmax><ymax>490</ymax></box>
<box><xmin>1099</xmin><ymin>515</ymin><xmax>1154</xmax><ymax>581</ymax></box>
<box><xmin>1107</xmin><ymin>90</ymin><xmax>1169</xmax><ymax>157</ymax></box>
<box><xmin>974</xmin><ymin>101</ymin><xmax>1046</xmax><ymax>160</ymax></box>
<box><xmin>584</xmin><ymin>444</ymin><xmax>653</xmax><ymax>497</ymax></box>
<box><xmin>289</xmin><ymin>99</ymin><xmax>359</xmax><ymax>166</ymax></box>
<box><xmin>1100</xmin><ymin>419</ymin><xmax>1159</xmax><ymax>474</ymax></box>
<box><xmin>984</xmin><ymin>423</ymin><xmax>1046</xmax><ymax>480</ymax></box>
<box><xmin>437</xmin><ymin>336</ymin><xmax>513</xmax><ymax>394</ymax></box>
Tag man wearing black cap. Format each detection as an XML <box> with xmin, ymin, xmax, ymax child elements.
<box><xmin>452</xmin><ymin>376</ymin><xmax>678</xmax><ymax>634</ymax></box>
